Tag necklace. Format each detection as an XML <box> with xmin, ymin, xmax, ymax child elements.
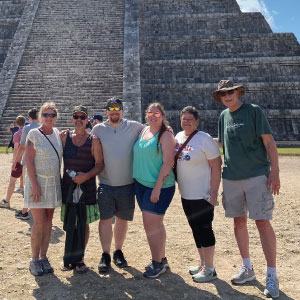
<box><xmin>72</xmin><ymin>131</ymin><xmax>87</xmax><ymax>146</ymax></box>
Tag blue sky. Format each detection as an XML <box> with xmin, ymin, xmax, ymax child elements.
<box><xmin>236</xmin><ymin>0</ymin><xmax>300</xmax><ymax>42</ymax></box>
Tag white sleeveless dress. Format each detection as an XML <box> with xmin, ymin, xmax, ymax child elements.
<box><xmin>24</xmin><ymin>128</ymin><xmax>63</xmax><ymax>208</ymax></box>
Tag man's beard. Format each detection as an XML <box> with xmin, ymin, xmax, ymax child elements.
<box><xmin>109</xmin><ymin>114</ymin><xmax>121</xmax><ymax>124</ymax></box>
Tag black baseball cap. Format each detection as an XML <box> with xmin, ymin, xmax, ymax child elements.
<box><xmin>92</xmin><ymin>114</ymin><xmax>103</xmax><ymax>122</ymax></box>
<box><xmin>106</xmin><ymin>97</ymin><xmax>123</xmax><ymax>110</ymax></box>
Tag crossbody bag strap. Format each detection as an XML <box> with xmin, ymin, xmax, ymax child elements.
<box><xmin>174</xmin><ymin>130</ymin><xmax>198</xmax><ymax>163</ymax></box>
<box><xmin>38</xmin><ymin>128</ymin><xmax>61</xmax><ymax>171</ymax></box>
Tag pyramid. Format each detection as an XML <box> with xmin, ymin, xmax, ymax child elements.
<box><xmin>0</xmin><ymin>0</ymin><xmax>299</xmax><ymax>142</ymax></box>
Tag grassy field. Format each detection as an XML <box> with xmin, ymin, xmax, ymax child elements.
<box><xmin>0</xmin><ymin>146</ymin><xmax>300</xmax><ymax>155</ymax></box>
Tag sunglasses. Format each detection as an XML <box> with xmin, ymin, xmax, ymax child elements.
<box><xmin>42</xmin><ymin>113</ymin><xmax>57</xmax><ymax>118</ymax></box>
<box><xmin>73</xmin><ymin>115</ymin><xmax>87</xmax><ymax>120</ymax></box>
<box><xmin>107</xmin><ymin>106</ymin><xmax>121</xmax><ymax>111</ymax></box>
<box><xmin>218</xmin><ymin>89</ymin><xmax>236</xmax><ymax>97</ymax></box>
<box><xmin>147</xmin><ymin>112</ymin><xmax>161</xmax><ymax>118</ymax></box>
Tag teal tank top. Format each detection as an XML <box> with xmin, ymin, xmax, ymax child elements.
<box><xmin>133</xmin><ymin>129</ymin><xmax>175</xmax><ymax>188</ymax></box>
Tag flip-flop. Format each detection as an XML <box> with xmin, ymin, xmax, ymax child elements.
<box><xmin>75</xmin><ymin>262</ymin><xmax>88</xmax><ymax>274</ymax></box>
<box><xmin>60</xmin><ymin>264</ymin><xmax>76</xmax><ymax>272</ymax></box>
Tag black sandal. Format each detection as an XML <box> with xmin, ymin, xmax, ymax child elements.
<box><xmin>75</xmin><ymin>262</ymin><xmax>88</xmax><ymax>274</ymax></box>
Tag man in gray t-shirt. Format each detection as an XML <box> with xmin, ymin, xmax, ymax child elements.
<box><xmin>12</xmin><ymin>108</ymin><xmax>39</xmax><ymax>220</ymax></box>
<box><xmin>91</xmin><ymin>98</ymin><xmax>144</xmax><ymax>273</ymax></box>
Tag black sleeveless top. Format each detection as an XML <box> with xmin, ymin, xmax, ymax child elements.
<box><xmin>62</xmin><ymin>132</ymin><xmax>96</xmax><ymax>205</ymax></box>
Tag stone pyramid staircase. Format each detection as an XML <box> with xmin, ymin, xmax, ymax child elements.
<box><xmin>139</xmin><ymin>0</ymin><xmax>300</xmax><ymax>140</ymax></box>
<box><xmin>0</xmin><ymin>0</ymin><xmax>26</xmax><ymax>70</ymax></box>
<box><xmin>0</xmin><ymin>0</ymin><xmax>124</xmax><ymax>142</ymax></box>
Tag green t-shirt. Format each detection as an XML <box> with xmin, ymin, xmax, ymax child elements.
<box><xmin>218</xmin><ymin>103</ymin><xmax>272</xmax><ymax>180</ymax></box>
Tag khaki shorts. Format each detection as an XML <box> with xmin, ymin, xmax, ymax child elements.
<box><xmin>222</xmin><ymin>175</ymin><xmax>274</xmax><ymax>220</ymax></box>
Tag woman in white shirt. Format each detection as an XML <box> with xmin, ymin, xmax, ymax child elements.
<box><xmin>175</xmin><ymin>106</ymin><xmax>221</xmax><ymax>283</ymax></box>
<box><xmin>25</xmin><ymin>102</ymin><xmax>63</xmax><ymax>276</ymax></box>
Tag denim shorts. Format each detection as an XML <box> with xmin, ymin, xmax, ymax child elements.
<box><xmin>98</xmin><ymin>183</ymin><xmax>135</xmax><ymax>221</ymax></box>
<box><xmin>134</xmin><ymin>179</ymin><xmax>175</xmax><ymax>215</ymax></box>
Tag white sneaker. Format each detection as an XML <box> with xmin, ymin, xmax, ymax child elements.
<box><xmin>231</xmin><ymin>266</ymin><xmax>256</xmax><ymax>284</ymax></box>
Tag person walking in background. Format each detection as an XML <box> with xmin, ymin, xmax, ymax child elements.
<box><xmin>60</xmin><ymin>105</ymin><xmax>104</xmax><ymax>274</ymax></box>
<box><xmin>133</xmin><ymin>103</ymin><xmax>175</xmax><ymax>278</ymax></box>
<box><xmin>12</xmin><ymin>108</ymin><xmax>40</xmax><ymax>220</ymax></box>
<box><xmin>213</xmin><ymin>80</ymin><xmax>280</xmax><ymax>298</ymax></box>
<box><xmin>175</xmin><ymin>106</ymin><xmax>221</xmax><ymax>283</ymax></box>
<box><xmin>24</xmin><ymin>102</ymin><xmax>63</xmax><ymax>276</ymax></box>
<box><xmin>91</xmin><ymin>98</ymin><xmax>144</xmax><ymax>273</ymax></box>
<box><xmin>0</xmin><ymin>116</ymin><xmax>26</xmax><ymax>208</ymax></box>
<box><xmin>6</xmin><ymin>120</ymin><xmax>18</xmax><ymax>153</ymax></box>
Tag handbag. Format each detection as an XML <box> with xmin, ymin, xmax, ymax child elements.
<box><xmin>173</xmin><ymin>130</ymin><xmax>198</xmax><ymax>181</ymax></box>
<box><xmin>11</xmin><ymin>162</ymin><xmax>23</xmax><ymax>178</ymax></box>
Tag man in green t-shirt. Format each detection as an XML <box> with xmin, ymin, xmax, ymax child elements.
<box><xmin>213</xmin><ymin>80</ymin><xmax>280</xmax><ymax>299</ymax></box>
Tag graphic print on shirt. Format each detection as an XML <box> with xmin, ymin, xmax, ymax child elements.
<box><xmin>175</xmin><ymin>142</ymin><xmax>192</xmax><ymax>161</ymax></box>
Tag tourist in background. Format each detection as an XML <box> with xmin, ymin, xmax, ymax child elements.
<box><xmin>6</xmin><ymin>120</ymin><xmax>18</xmax><ymax>153</ymax></box>
<box><xmin>175</xmin><ymin>106</ymin><xmax>221</xmax><ymax>283</ymax></box>
<box><xmin>213</xmin><ymin>80</ymin><xmax>280</xmax><ymax>298</ymax></box>
<box><xmin>25</xmin><ymin>102</ymin><xmax>62</xmax><ymax>276</ymax></box>
<box><xmin>60</xmin><ymin>105</ymin><xmax>104</xmax><ymax>274</ymax></box>
<box><xmin>133</xmin><ymin>103</ymin><xmax>175</xmax><ymax>278</ymax></box>
<box><xmin>91</xmin><ymin>114</ymin><xmax>103</xmax><ymax>127</ymax></box>
<box><xmin>12</xmin><ymin>108</ymin><xmax>40</xmax><ymax>220</ymax></box>
<box><xmin>0</xmin><ymin>116</ymin><xmax>26</xmax><ymax>208</ymax></box>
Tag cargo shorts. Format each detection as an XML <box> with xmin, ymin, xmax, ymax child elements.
<box><xmin>222</xmin><ymin>175</ymin><xmax>274</xmax><ymax>220</ymax></box>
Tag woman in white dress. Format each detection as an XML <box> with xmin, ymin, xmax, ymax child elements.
<box><xmin>25</xmin><ymin>102</ymin><xmax>62</xmax><ymax>276</ymax></box>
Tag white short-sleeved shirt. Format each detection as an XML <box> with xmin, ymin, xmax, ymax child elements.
<box><xmin>175</xmin><ymin>131</ymin><xmax>220</xmax><ymax>200</ymax></box>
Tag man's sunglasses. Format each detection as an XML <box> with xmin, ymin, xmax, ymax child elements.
<box><xmin>42</xmin><ymin>113</ymin><xmax>57</xmax><ymax>118</ymax></box>
<box><xmin>147</xmin><ymin>112</ymin><xmax>161</xmax><ymax>117</ymax></box>
<box><xmin>218</xmin><ymin>89</ymin><xmax>236</xmax><ymax>97</ymax></box>
<box><xmin>73</xmin><ymin>115</ymin><xmax>87</xmax><ymax>120</ymax></box>
<box><xmin>107</xmin><ymin>106</ymin><xmax>122</xmax><ymax>111</ymax></box>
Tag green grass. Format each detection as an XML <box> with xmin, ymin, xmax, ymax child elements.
<box><xmin>218</xmin><ymin>147</ymin><xmax>300</xmax><ymax>156</ymax></box>
<box><xmin>277</xmin><ymin>147</ymin><xmax>300</xmax><ymax>156</ymax></box>
<box><xmin>0</xmin><ymin>146</ymin><xmax>12</xmax><ymax>154</ymax></box>
<box><xmin>1</xmin><ymin>146</ymin><xmax>300</xmax><ymax>156</ymax></box>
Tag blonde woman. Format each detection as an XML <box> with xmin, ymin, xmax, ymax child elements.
<box><xmin>25</xmin><ymin>102</ymin><xmax>62</xmax><ymax>276</ymax></box>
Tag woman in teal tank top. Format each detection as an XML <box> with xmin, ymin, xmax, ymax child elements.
<box><xmin>133</xmin><ymin>103</ymin><xmax>175</xmax><ymax>279</ymax></box>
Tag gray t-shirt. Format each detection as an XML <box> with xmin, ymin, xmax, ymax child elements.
<box><xmin>21</xmin><ymin>122</ymin><xmax>40</xmax><ymax>165</ymax></box>
<box><xmin>91</xmin><ymin>119</ymin><xmax>144</xmax><ymax>186</ymax></box>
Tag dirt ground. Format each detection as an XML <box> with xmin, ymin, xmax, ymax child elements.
<box><xmin>0</xmin><ymin>153</ymin><xmax>299</xmax><ymax>300</ymax></box>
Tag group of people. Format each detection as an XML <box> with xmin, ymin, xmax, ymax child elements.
<box><xmin>1</xmin><ymin>79</ymin><xmax>281</xmax><ymax>299</ymax></box>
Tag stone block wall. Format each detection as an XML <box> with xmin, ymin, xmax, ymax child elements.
<box><xmin>139</xmin><ymin>0</ymin><xmax>300</xmax><ymax>140</ymax></box>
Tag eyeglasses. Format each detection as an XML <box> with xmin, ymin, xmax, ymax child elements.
<box><xmin>42</xmin><ymin>113</ymin><xmax>57</xmax><ymax>118</ymax></box>
<box><xmin>73</xmin><ymin>115</ymin><xmax>87</xmax><ymax>120</ymax></box>
<box><xmin>107</xmin><ymin>106</ymin><xmax>121</xmax><ymax>111</ymax></box>
<box><xmin>182</xmin><ymin>118</ymin><xmax>196</xmax><ymax>122</ymax></box>
<box><xmin>218</xmin><ymin>89</ymin><xmax>236</xmax><ymax>97</ymax></box>
<box><xmin>147</xmin><ymin>112</ymin><xmax>161</xmax><ymax>118</ymax></box>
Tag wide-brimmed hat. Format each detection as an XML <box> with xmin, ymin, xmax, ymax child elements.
<box><xmin>73</xmin><ymin>105</ymin><xmax>88</xmax><ymax>115</ymax></box>
<box><xmin>212</xmin><ymin>80</ymin><xmax>245</xmax><ymax>102</ymax></box>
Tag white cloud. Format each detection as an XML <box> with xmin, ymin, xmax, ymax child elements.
<box><xmin>236</xmin><ymin>0</ymin><xmax>276</xmax><ymax>29</ymax></box>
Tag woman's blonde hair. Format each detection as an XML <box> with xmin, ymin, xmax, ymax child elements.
<box><xmin>145</xmin><ymin>102</ymin><xmax>169</xmax><ymax>153</ymax></box>
<box><xmin>39</xmin><ymin>102</ymin><xmax>59</xmax><ymax>120</ymax></box>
